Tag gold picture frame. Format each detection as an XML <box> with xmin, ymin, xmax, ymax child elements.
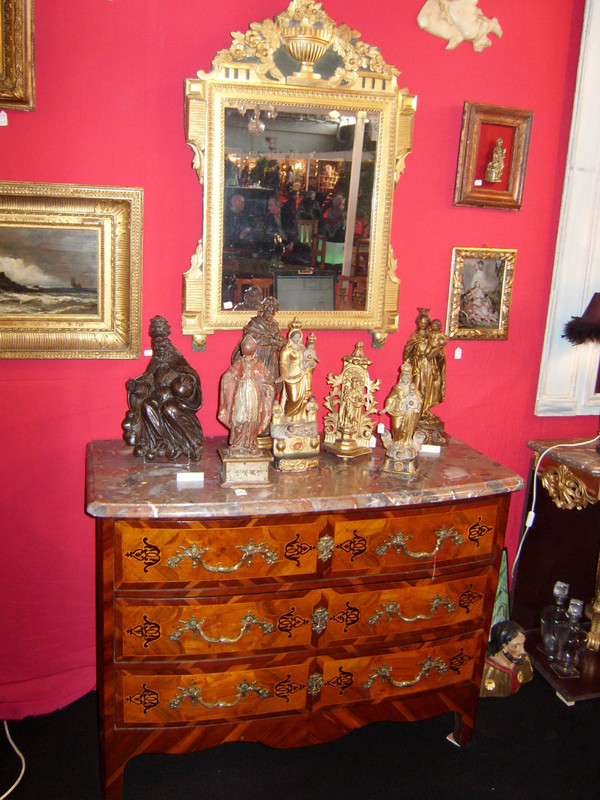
<box><xmin>446</xmin><ymin>247</ymin><xmax>516</xmax><ymax>340</ymax></box>
<box><xmin>453</xmin><ymin>103</ymin><xmax>533</xmax><ymax>210</ymax></box>
<box><xmin>0</xmin><ymin>0</ymin><xmax>35</xmax><ymax>110</ymax></box>
<box><xmin>0</xmin><ymin>181</ymin><xmax>143</xmax><ymax>358</ymax></box>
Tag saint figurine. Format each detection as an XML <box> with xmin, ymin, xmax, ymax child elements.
<box><xmin>232</xmin><ymin>295</ymin><xmax>286</xmax><ymax>390</ymax></box>
<box><xmin>122</xmin><ymin>316</ymin><xmax>203</xmax><ymax>461</ymax></box>
<box><xmin>485</xmin><ymin>137</ymin><xmax>506</xmax><ymax>183</ymax></box>
<box><xmin>383</xmin><ymin>362</ymin><xmax>423</xmax><ymax>446</ymax></box>
<box><xmin>279</xmin><ymin>320</ymin><xmax>318</xmax><ymax>423</ymax></box>
<box><xmin>401</xmin><ymin>308</ymin><xmax>448</xmax><ymax>445</ymax></box>
<box><xmin>480</xmin><ymin>620</ymin><xmax>533</xmax><ymax>697</ymax></box>
<box><xmin>218</xmin><ymin>334</ymin><xmax>275</xmax><ymax>454</ymax></box>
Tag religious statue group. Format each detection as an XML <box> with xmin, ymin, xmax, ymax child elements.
<box><xmin>121</xmin><ymin>302</ymin><xmax>448</xmax><ymax>481</ymax></box>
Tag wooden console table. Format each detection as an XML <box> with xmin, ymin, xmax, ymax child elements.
<box><xmin>86</xmin><ymin>437</ymin><xmax>522</xmax><ymax>800</ymax></box>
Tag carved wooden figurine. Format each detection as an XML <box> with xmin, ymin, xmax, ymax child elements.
<box><xmin>480</xmin><ymin>620</ymin><xmax>533</xmax><ymax>697</ymax></box>
<box><xmin>122</xmin><ymin>316</ymin><xmax>203</xmax><ymax>461</ymax></box>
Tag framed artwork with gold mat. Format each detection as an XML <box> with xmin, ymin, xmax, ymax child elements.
<box><xmin>446</xmin><ymin>246</ymin><xmax>516</xmax><ymax>340</ymax></box>
<box><xmin>0</xmin><ymin>0</ymin><xmax>35</xmax><ymax>110</ymax></box>
<box><xmin>0</xmin><ymin>181</ymin><xmax>143</xmax><ymax>358</ymax></box>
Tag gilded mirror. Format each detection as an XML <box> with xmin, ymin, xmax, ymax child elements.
<box><xmin>183</xmin><ymin>0</ymin><xmax>416</xmax><ymax>346</ymax></box>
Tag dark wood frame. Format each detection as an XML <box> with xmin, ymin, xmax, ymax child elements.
<box><xmin>0</xmin><ymin>0</ymin><xmax>35</xmax><ymax>110</ymax></box>
<box><xmin>453</xmin><ymin>103</ymin><xmax>533</xmax><ymax>210</ymax></box>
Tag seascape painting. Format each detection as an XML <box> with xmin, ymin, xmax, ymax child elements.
<box><xmin>0</xmin><ymin>225</ymin><xmax>99</xmax><ymax>315</ymax></box>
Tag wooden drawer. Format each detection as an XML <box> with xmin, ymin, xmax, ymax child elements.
<box><xmin>114</xmin><ymin>517</ymin><xmax>328</xmax><ymax>589</ymax></box>
<box><xmin>115</xmin><ymin>631</ymin><xmax>482</xmax><ymax>728</ymax></box>
<box><xmin>312</xmin><ymin>630</ymin><xmax>485</xmax><ymax>710</ymax></box>
<box><xmin>328</xmin><ymin>499</ymin><xmax>500</xmax><ymax>576</ymax></box>
<box><xmin>116</xmin><ymin>591</ymin><xmax>320</xmax><ymax>660</ymax></box>
<box><xmin>117</xmin><ymin>663</ymin><xmax>311</xmax><ymax>727</ymax></box>
<box><xmin>315</xmin><ymin>571</ymin><xmax>490</xmax><ymax>647</ymax></box>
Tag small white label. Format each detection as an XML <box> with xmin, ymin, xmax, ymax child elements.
<box><xmin>234</xmin><ymin>488</ymin><xmax>248</xmax><ymax>496</ymax></box>
<box><xmin>144</xmin><ymin>348</ymin><xmax>153</xmax><ymax>357</ymax></box>
<box><xmin>223</xmin><ymin>301</ymin><xmax>234</xmax><ymax>309</ymax></box>
<box><xmin>369</xmin><ymin>435</ymin><xmax>377</xmax><ymax>448</ymax></box>
<box><xmin>421</xmin><ymin>444</ymin><xmax>442</xmax><ymax>454</ymax></box>
<box><xmin>176</xmin><ymin>471</ymin><xmax>204</xmax><ymax>486</ymax></box>
<box><xmin>454</xmin><ymin>347</ymin><xmax>462</xmax><ymax>360</ymax></box>
<box><xmin>0</xmin><ymin>111</ymin><xmax>8</xmax><ymax>127</ymax></box>
<box><xmin>474</xmin><ymin>179</ymin><xmax>483</xmax><ymax>186</ymax></box>
<box><xmin>377</xmin><ymin>422</ymin><xmax>385</xmax><ymax>433</ymax></box>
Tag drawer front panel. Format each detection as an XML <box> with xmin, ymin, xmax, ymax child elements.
<box><xmin>329</xmin><ymin>500</ymin><xmax>500</xmax><ymax>576</ymax></box>
<box><xmin>117</xmin><ymin>663</ymin><xmax>310</xmax><ymax>727</ymax></box>
<box><xmin>311</xmin><ymin>631</ymin><xmax>484</xmax><ymax>710</ymax></box>
<box><xmin>115</xmin><ymin>518</ymin><xmax>327</xmax><ymax>588</ymax></box>
<box><xmin>116</xmin><ymin>592</ymin><xmax>320</xmax><ymax>660</ymax></box>
<box><xmin>315</xmin><ymin>572</ymin><xmax>490</xmax><ymax>647</ymax></box>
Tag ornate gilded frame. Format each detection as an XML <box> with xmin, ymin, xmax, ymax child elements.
<box><xmin>183</xmin><ymin>0</ymin><xmax>416</xmax><ymax>347</ymax></box>
<box><xmin>453</xmin><ymin>103</ymin><xmax>533</xmax><ymax>210</ymax></box>
<box><xmin>0</xmin><ymin>181</ymin><xmax>143</xmax><ymax>358</ymax></box>
<box><xmin>446</xmin><ymin>246</ymin><xmax>516</xmax><ymax>340</ymax></box>
<box><xmin>0</xmin><ymin>0</ymin><xmax>35</xmax><ymax>110</ymax></box>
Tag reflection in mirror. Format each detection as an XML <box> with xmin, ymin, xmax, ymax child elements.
<box><xmin>222</xmin><ymin>106</ymin><xmax>376</xmax><ymax>313</ymax></box>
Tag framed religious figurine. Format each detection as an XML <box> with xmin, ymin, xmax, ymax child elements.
<box><xmin>446</xmin><ymin>247</ymin><xmax>517</xmax><ymax>340</ymax></box>
<box><xmin>0</xmin><ymin>181</ymin><xmax>143</xmax><ymax>358</ymax></box>
<box><xmin>453</xmin><ymin>103</ymin><xmax>533</xmax><ymax>209</ymax></box>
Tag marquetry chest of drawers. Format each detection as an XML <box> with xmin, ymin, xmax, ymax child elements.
<box><xmin>86</xmin><ymin>437</ymin><xmax>523</xmax><ymax>800</ymax></box>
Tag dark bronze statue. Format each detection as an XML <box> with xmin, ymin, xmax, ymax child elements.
<box><xmin>122</xmin><ymin>316</ymin><xmax>203</xmax><ymax>461</ymax></box>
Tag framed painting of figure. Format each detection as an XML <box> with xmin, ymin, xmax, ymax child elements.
<box><xmin>446</xmin><ymin>247</ymin><xmax>517</xmax><ymax>340</ymax></box>
<box><xmin>453</xmin><ymin>103</ymin><xmax>533</xmax><ymax>210</ymax></box>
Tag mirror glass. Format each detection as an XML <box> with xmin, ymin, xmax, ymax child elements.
<box><xmin>222</xmin><ymin>105</ymin><xmax>376</xmax><ymax>313</ymax></box>
<box><xmin>183</xmin><ymin>1</ymin><xmax>415</xmax><ymax>347</ymax></box>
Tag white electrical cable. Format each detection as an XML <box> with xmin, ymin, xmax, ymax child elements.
<box><xmin>0</xmin><ymin>720</ymin><xmax>25</xmax><ymax>800</ymax></box>
<box><xmin>511</xmin><ymin>433</ymin><xmax>600</xmax><ymax>580</ymax></box>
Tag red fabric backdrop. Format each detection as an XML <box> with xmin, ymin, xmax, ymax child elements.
<box><xmin>0</xmin><ymin>0</ymin><xmax>591</xmax><ymax>719</ymax></box>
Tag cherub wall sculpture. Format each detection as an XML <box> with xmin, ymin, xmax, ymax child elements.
<box><xmin>417</xmin><ymin>0</ymin><xmax>502</xmax><ymax>52</ymax></box>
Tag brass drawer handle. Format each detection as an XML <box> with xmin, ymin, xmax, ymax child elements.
<box><xmin>168</xmin><ymin>678</ymin><xmax>270</xmax><ymax>710</ymax></box>
<box><xmin>375</xmin><ymin>525</ymin><xmax>463</xmax><ymax>560</ymax></box>
<box><xmin>367</xmin><ymin>594</ymin><xmax>456</xmax><ymax>625</ymax></box>
<box><xmin>165</xmin><ymin>538</ymin><xmax>278</xmax><ymax>573</ymax></box>
<box><xmin>362</xmin><ymin>655</ymin><xmax>448</xmax><ymax>691</ymax></box>
<box><xmin>168</xmin><ymin>611</ymin><xmax>275</xmax><ymax>644</ymax></box>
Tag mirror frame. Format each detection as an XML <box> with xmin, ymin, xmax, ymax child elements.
<box><xmin>183</xmin><ymin>0</ymin><xmax>415</xmax><ymax>347</ymax></box>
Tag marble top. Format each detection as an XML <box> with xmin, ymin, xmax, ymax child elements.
<box><xmin>527</xmin><ymin>437</ymin><xmax>600</xmax><ymax>477</ymax></box>
<box><xmin>86</xmin><ymin>437</ymin><xmax>523</xmax><ymax>520</ymax></box>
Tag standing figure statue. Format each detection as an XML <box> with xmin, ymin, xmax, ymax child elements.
<box><xmin>122</xmin><ymin>316</ymin><xmax>203</xmax><ymax>461</ymax></box>
<box><xmin>271</xmin><ymin>320</ymin><xmax>320</xmax><ymax>471</ymax></box>
<box><xmin>485</xmin><ymin>137</ymin><xmax>506</xmax><ymax>183</ymax></box>
<box><xmin>402</xmin><ymin>308</ymin><xmax>448</xmax><ymax>446</ymax></box>
<box><xmin>427</xmin><ymin>318</ymin><xmax>448</xmax><ymax>409</ymax></box>
<box><xmin>383</xmin><ymin>362</ymin><xmax>423</xmax><ymax>446</ymax></box>
<box><xmin>279</xmin><ymin>320</ymin><xmax>318</xmax><ymax>423</ymax></box>
<box><xmin>218</xmin><ymin>334</ymin><xmax>275</xmax><ymax>455</ymax></box>
<box><xmin>232</xmin><ymin>295</ymin><xmax>286</xmax><ymax>391</ymax></box>
<box><xmin>381</xmin><ymin>362</ymin><xmax>426</xmax><ymax>478</ymax></box>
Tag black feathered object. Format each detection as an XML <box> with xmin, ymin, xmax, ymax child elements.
<box><xmin>562</xmin><ymin>292</ymin><xmax>600</xmax><ymax>344</ymax></box>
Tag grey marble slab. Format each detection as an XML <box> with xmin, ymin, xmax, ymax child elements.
<box><xmin>86</xmin><ymin>437</ymin><xmax>524</xmax><ymax>519</ymax></box>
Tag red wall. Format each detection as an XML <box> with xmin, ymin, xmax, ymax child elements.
<box><xmin>0</xmin><ymin>0</ymin><xmax>590</xmax><ymax>718</ymax></box>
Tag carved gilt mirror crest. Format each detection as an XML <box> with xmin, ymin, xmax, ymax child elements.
<box><xmin>183</xmin><ymin>0</ymin><xmax>415</xmax><ymax>347</ymax></box>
